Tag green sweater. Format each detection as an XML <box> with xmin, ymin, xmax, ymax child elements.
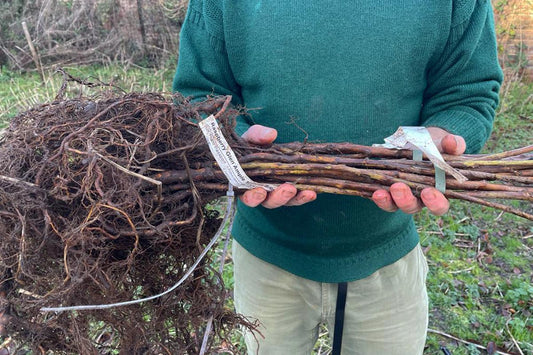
<box><xmin>173</xmin><ymin>0</ymin><xmax>503</xmax><ymax>282</ymax></box>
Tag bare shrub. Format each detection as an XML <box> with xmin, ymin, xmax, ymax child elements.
<box><xmin>0</xmin><ymin>0</ymin><xmax>188</xmax><ymax>70</ymax></box>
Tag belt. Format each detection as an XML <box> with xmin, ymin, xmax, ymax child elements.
<box><xmin>331</xmin><ymin>282</ymin><xmax>348</xmax><ymax>355</ymax></box>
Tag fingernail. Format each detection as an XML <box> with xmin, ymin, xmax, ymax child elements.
<box><xmin>424</xmin><ymin>190</ymin><xmax>437</xmax><ymax>201</ymax></box>
<box><xmin>253</xmin><ymin>190</ymin><xmax>266</xmax><ymax>200</ymax></box>
<box><xmin>374</xmin><ymin>194</ymin><xmax>387</xmax><ymax>203</ymax></box>
<box><xmin>299</xmin><ymin>194</ymin><xmax>312</xmax><ymax>202</ymax></box>
<box><xmin>396</xmin><ymin>189</ymin><xmax>406</xmax><ymax>199</ymax></box>
<box><xmin>260</xmin><ymin>127</ymin><xmax>274</xmax><ymax>136</ymax></box>
<box><xmin>281</xmin><ymin>189</ymin><xmax>294</xmax><ymax>198</ymax></box>
<box><xmin>451</xmin><ymin>136</ymin><xmax>460</xmax><ymax>149</ymax></box>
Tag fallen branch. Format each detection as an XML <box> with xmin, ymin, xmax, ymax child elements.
<box><xmin>428</xmin><ymin>328</ymin><xmax>518</xmax><ymax>355</ymax></box>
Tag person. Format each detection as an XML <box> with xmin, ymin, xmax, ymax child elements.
<box><xmin>173</xmin><ymin>1</ymin><xmax>503</xmax><ymax>354</ymax></box>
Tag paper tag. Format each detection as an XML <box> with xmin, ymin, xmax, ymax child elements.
<box><xmin>374</xmin><ymin>126</ymin><xmax>467</xmax><ymax>182</ymax></box>
<box><xmin>199</xmin><ymin>115</ymin><xmax>278</xmax><ymax>191</ymax></box>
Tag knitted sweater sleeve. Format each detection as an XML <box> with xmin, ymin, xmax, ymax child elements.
<box><xmin>421</xmin><ymin>0</ymin><xmax>503</xmax><ymax>153</ymax></box>
<box><xmin>172</xmin><ymin>0</ymin><xmax>250</xmax><ymax>133</ymax></box>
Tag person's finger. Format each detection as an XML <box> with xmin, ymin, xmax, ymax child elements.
<box><xmin>427</xmin><ymin>127</ymin><xmax>466</xmax><ymax>155</ymax></box>
<box><xmin>261</xmin><ymin>183</ymin><xmax>298</xmax><ymax>209</ymax></box>
<box><xmin>241</xmin><ymin>125</ymin><xmax>278</xmax><ymax>145</ymax></box>
<box><xmin>372</xmin><ymin>189</ymin><xmax>399</xmax><ymax>212</ymax></box>
<box><xmin>389</xmin><ymin>183</ymin><xmax>422</xmax><ymax>214</ymax></box>
<box><xmin>440</xmin><ymin>134</ymin><xmax>466</xmax><ymax>155</ymax></box>
<box><xmin>285</xmin><ymin>190</ymin><xmax>317</xmax><ymax>206</ymax></box>
<box><xmin>240</xmin><ymin>187</ymin><xmax>268</xmax><ymax>207</ymax></box>
<box><xmin>420</xmin><ymin>188</ymin><xmax>450</xmax><ymax>215</ymax></box>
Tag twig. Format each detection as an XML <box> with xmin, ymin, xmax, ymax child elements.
<box><xmin>21</xmin><ymin>21</ymin><xmax>45</xmax><ymax>83</ymax></box>
<box><xmin>95</xmin><ymin>151</ymin><xmax>162</xmax><ymax>197</ymax></box>
<box><xmin>473</xmin><ymin>144</ymin><xmax>533</xmax><ymax>161</ymax></box>
<box><xmin>505</xmin><ymin>319</ymin><xmax>525</xmax><ymax>355</ymax></box>
<box><xmin>428</xmin><ymin>328</ymin><xmax>515</xmax><ymax>355</ymax></box>
<box><xmin>18</xmin><ymin>288</ymin><xmax>43</xmax><ymax>299</ymax></box>
<box><xmin>213</xmin><ymin>95</ymin><xmax>232</xmax><ymax>120</ymax></box>
<box><xmin>0</xmin><ymin>175</ymin><xmax>37</xmax><ymax>187</ymax></box>
<box><xmin>448</xmin><ymin>266</ymin><xmax>474</xmax><ymax>274</ymax></box>
<box><xmin>14</xmin><ymin>209</ymin><xmax>26</xmax><ymax>284</ymax></box>
<box><xmin>0</xmin><ymin>337</ymin><xmax>12</xmax><ymax>350</ymax></box>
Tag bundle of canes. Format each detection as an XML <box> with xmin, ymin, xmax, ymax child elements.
<box><xmin>0</xmin><ymin>89</ymin><xmax>531</xmax><ymax>353</ymax></box>
<box><xmin>158</xmin><ymin>124</ymin><xmax>533</xmax><ymax>221</ymax></box>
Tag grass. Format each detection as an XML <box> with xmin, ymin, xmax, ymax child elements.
<box><xmin>419</xmin><ymin>204</ymin><xmax>532</xmax><ymax>355</ymax></box>
<box><xmin>0</xmin><ymin>63</ymin><xmax>177</xmax><ymax>127</ymax></box>
<box><xmin>418</xmin><ymin>78</ymin><xmax>533</xmax><ymax>355</ymax></box>
<box><xmin>0</xmin><ymin>65</ymin><xmax>532</xmax><ymax>354</ymax></box>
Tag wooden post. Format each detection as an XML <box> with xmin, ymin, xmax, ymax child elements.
<box><xmin>136</xmin><ymin>0</ymin><xmax>147</xmax><ymax>53</ymax></box>
<box><xmin>21</xmin><ymin>21</ymin><xmax>45</xmax><ymax>83</ymax></box>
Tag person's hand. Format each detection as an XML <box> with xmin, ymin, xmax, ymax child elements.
<box><xmin>371</xmin><ymin>127</ymin><xmax>466</xmax><ymax>216</ymax></box>
<box><xmin>240</xmin><ymin>125</ymin><xmax>317</xmax><ymax>208</ymax></box>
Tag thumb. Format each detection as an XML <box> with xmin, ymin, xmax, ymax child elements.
<box><xmin>440</xmin><ymin>134</ymin><xmax>466</xmax><ymax>155</ymax></box>
<box><xmin>427</xmin><ymin>127</ymin><xmax>466</xmax><ymax>155</ymax></box>
<box><xmin>241</xmin><ymin>125</ymin><xmax>278</xmax><ymax>145</ymax></box>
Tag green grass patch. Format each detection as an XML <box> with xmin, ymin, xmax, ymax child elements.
<box><xmin>0</xmin><ymin>63</ymin><xmax>177</xmax><ymax>128</ymax></box>
<box><xmin>418</xmin><ymin>195</ymin><xmax>532</xmax><ymax>353</ymax></box>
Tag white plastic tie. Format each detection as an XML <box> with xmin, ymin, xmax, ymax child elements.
<box><xmin>199</xmin><ymin>115</ymin><xmax>278</xmax><ymax>191</ymax></box>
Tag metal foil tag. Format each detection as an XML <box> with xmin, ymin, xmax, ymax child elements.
<box><xmin>374</xmin><ymin>126</ymin><xmax>468</xmax><ymax>192</ymax></box>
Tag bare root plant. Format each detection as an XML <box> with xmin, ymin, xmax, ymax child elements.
<box><xmin>0</xmin><ymin>80</ymin><xmax>531</xmax><ymax>353</ymax></box>
<box><xmin>0</xmin><ymin>90</ymin><xmax>254</xmax><ymax>354</ymax></box>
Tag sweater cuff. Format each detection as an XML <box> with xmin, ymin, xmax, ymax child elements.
<box><xmin>422</xmin><ymin>109</ymin><xmax>492</xmax><ymax>154</ymax></box>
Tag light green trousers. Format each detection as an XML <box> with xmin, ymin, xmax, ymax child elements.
<box><xmin>233</xmin><ymin>241</ymin><xmax>429</xmax><ymax>355</ymax></box>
